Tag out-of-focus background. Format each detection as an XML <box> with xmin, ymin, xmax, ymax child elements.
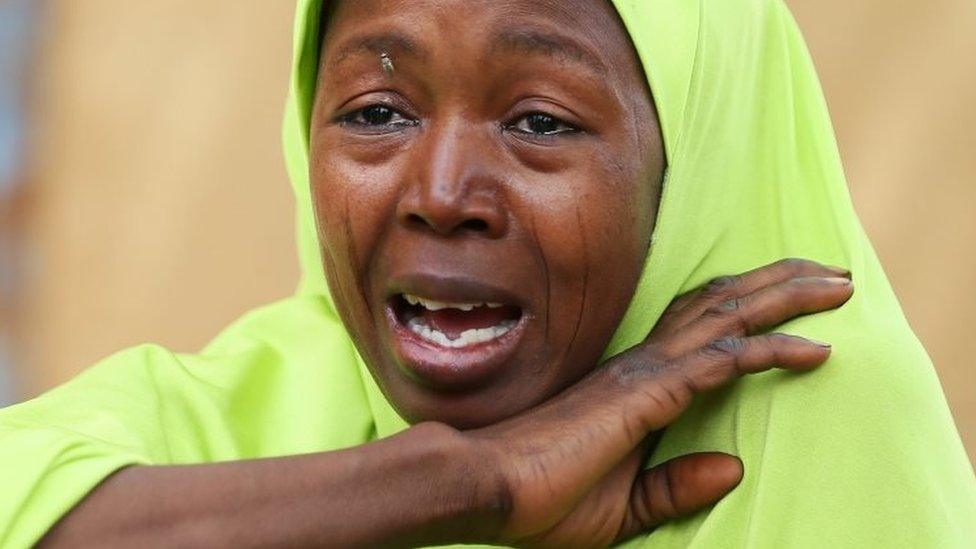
<box><xmin>0</xmin><ymin>1</ymin><xmax>973</xmax><ymax>464</ymax></box>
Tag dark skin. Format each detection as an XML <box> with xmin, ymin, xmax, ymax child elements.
<box><xmin>311</xmin><ymin>0</ymin><xmax>663</xmax><ymax>430</ymax></box>
<box><xmin>40</xmin><ymin>1</ymin><xmax>855</xmax><ymax>547</ymax></box>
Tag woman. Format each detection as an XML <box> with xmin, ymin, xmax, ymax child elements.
<box><xmin>3</xmin><ymin>0</ymin><xmax>973</xmax><ymax>547</ymax></box>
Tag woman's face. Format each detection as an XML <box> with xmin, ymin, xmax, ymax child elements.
<box><xmin>310</xmin><ymin>0</ymin><xmax>665</xmax><ymax>429</ymax></box>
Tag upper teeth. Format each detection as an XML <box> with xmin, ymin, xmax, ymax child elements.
<box><xmin>403</xmin><ymin>294</ymin><xmax>504</xmax><ymax>311</ymax></box>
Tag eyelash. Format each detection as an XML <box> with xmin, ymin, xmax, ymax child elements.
<box><xmin>338</xmin><ymin>104</ymin><xmax>419</xmax><ymax>133</ymax></box>
<box><xmin>337</xmin><ymin>104</ymin><xmax>581</xmax><ymax>139</ymax></box>
<box><xmin>506</xmin><ymin>111</ymin><xmax>580</xmax><ymax>138</ymax></box>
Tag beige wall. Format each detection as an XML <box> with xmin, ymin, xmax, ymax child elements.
<box><xmin>18</xmin><ymin>1</ymin><xmax>299</xmax><ymax>395</ymax></box>
<box><xmin>16</xmin><ymin>1</ymin><xmax>976</xmax><ymax>463</ymax></box>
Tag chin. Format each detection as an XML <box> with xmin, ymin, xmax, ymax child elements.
<box><xmin>371</xmin><ymin>352</ymin><xmax>555</xmax><ymax>430</ymax></box>
<box><xmin>389</xmin><ymin>388</ymin><xmax>542</xmax><ymax>431</ymax></box>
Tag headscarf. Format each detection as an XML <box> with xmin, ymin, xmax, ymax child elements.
<box><xmin>1</xmin><ymin>0</ymin><xmax>973</xmax><ymax>547</ymax></box>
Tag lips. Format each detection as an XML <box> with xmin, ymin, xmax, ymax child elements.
<box><xmin>383</xmin><ymin>274</ymin><xmax>529</xmax><ymax>390</ymax></box>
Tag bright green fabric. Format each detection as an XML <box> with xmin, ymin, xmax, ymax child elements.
<box><xmin>1</xmin><ymin>0</ymin><xmax>974</xmax><ymax>546</ymax></box>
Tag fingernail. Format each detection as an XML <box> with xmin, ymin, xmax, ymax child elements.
<box><xmin>808</xmin><ymin>338</ymin><xmax>832</xmax><ymax>348</ymax></box>
<box><xmin>826</xmin><ymin>265</ymin><xmax>852</xmax><ymax>278</ymax></box>
<box><xmin>825</xmin><ymin>277</ymin><xmax>852</xmax><ymax>285</ymax></box>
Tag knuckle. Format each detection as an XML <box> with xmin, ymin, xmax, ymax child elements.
<box><xmin>655</xmin><ymin>463</ymin><xmax>681</xmax><ymax>519</ymax></box>
<box><xmin>701</xmin><ymin>337</ymin><xmax>748</xmax><ymax>376</ymax></box>
<box><xmin>720</xmin><ymin>296</ymin><xmax>742</xmax><ymax>312</ymax></box>
<box><xmin>765</xmin><ymin>332</ymin><xmax>794</xmax><ymax>353</ymax></box>
<box><xmin>704</xmin><ymin>336</ymin><xmax>746</xmax><ymax>357</ymax></box>
<box><xmin>700</xmin><ymin>304</ymin><xmax>725</xmax><ymax>321</ymax></box>
<box><xmin>702</xmin><ymin>275</ymin><xmax>741</xmax><ymax>300</ymax></box>
<box><xmin>702</xmin><ymin>296</ymin><xmax>739</xmax><ymax>318</ymax></box>
<box><xmin>702</xmin><ymin>299</ymin><xmax>750</xmax><ymax>334</ymax></box>
<box><xmin>606</xmin><ymin>353</ymin><xmax>669</xmax><ymax>386</ymax></box>
<box><xmin>631</xmin><ymin>479</ymin><xmax>656</xmax><ymax>528</ymax></box>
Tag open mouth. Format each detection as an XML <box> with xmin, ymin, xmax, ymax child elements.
<box><xmin>384</xmin><ymin>288</ymin><xmax>528</xmax><ymax>389</ymax></box>
<box><xmin>391</xmin><ymin>294</ymin><xmax>523</xmax><ymax>349</ymax></box>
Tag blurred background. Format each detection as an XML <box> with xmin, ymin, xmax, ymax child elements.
<box><xmin>0</xmin><ymin>1</ymin><xmax>973</xmax><ymax>465</ymax></box>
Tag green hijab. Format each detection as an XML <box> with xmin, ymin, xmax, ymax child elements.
<box><xmin>1</xmin><ymin>0</ymin><xmax>973</xmax><ymax>546</ymax></box>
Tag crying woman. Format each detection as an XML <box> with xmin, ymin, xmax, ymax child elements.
<box><xmin>3</xmin><ymin>1</ymin><xmax>974</xmax><ymax>548</ymax></box>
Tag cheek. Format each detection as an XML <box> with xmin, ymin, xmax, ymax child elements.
<box><xmin>310</xmin><ymin>150</ymin><xmax>399</xmax><ymax>327</ymax></box>
<box><xmin>527</xmin><ymin>163</ymin><xmax>654</xmax><ymax>369</ymax></box>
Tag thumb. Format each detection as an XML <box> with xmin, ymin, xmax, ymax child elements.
<box><xmin>615</xmin><ymin>452</ymin><xmax>743</xmax><ymax>543</ymax></box>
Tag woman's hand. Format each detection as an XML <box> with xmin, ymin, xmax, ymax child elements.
<box><xmin>469</xmin><ymin>259</ymin><xmax>854</xmax><ymax>548</ymax></box>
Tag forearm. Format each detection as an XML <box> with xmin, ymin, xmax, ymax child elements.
<box><xmin>38</xmin><ymin>422</ymin><xmax>505</xmax><ymax>548</ymax></box>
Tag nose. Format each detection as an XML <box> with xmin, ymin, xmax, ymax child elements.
<box><xmin>396</xmin><ymin>120</ymin><xmax>508</xmax><ymax>238</ymax></box>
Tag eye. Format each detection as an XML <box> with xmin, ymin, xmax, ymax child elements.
<box><xmin>339</xmin><ymin>104</ymin><xmax>418</xmax><ymax>131</ymax></box>
<box><xmin>508</xmin><ymin>112</ymin><xmax>579</xmax><ymax>137</ymax></box>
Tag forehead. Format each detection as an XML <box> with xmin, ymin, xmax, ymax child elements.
<box><xmin>321</xmin><ymin>0</ymin><xmax>639</xmax><ymax>76</ymax></box>
<box><xmin>326</xmin><ymin>0</ymin><xmax>619</xmax><ymax>28</ymax></box>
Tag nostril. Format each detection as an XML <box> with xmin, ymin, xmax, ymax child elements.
<box><xmin>460</xmin><ymin>219</ymin><xmax>489</xmax><ymax>232</ymax></box>
<box><xmin>406</xmin><ymin>213</ymin><xmax>428</xmax><ymax>228</ymax></box>
<box><xmin>404</xmin><ymin>212</ymin><xmax>491</xmax><ymax>234</ymax></box>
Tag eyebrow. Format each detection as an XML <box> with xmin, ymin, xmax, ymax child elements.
<box><xmin>488</xmin><ymin>28</ymin><xmax>608</xmax><ymax>77</ymax></box>
<box><xmin>328</xmin><ymin>30</ymin><xmax>430</xmax><ymax>69</ymax></box>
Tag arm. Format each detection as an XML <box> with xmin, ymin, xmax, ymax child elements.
<box><xmin>40</xmin><ymin>423</ymin><xmax>500</xmax><ymax>549</ymax></box>
<box><xmin>36</xmin><ymin>259</ymin><xmax>854</xmax><ymax>548</ymax></box>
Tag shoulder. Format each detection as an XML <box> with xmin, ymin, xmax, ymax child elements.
<box><xmin>648</xmin><ymin>310</ymin><xmax>976</xmax><ymax>547</ymax></box>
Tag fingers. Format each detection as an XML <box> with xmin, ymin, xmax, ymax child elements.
<box><xmin>714</xmin><ymin>258</ymin><xmax>850</xmax><ymax>298</ymax></box>
<box><xmin>652</xmin><ymin>258</ymin><xmax>850</xmax><ymax>339</ymax></box>
<box><xmin>615</xmin><ymin>261</ymin><xmax>852</xmax><ymax>443</ymax></box>
<box><xmin>663</xmin><ymin>275</ymin><xmax>853</xmax><ymax>357</ymax></box>
<box><xmin>672</xmin><ymin>333</ymin><xmax>832</xmax><ymax>394</ymax></box>
<box><xmin>627</xmin><ymin>333</ymin><xmax>830</xmax><ymax>431</ymax></box>
<box><xmin>616</xmin><ymin>453</ymin><xmax>743</xmax><ymax>543</ymax></box>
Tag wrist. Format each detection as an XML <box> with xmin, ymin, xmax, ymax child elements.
<box><xmin>402</xmin><ymin>422</ymin><xmax>512</xmax><ymax>545</ymax></box>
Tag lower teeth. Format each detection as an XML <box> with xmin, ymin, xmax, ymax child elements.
<box><xmin>406</xmin><ymin>317</ymin><xmax>516</xmax><ymax>348</ymax></box>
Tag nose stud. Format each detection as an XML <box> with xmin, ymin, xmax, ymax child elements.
<box><xmin>380</xmin><ymin>52</ymin><xmax>395</xmax><ymax>76</ymax></box>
